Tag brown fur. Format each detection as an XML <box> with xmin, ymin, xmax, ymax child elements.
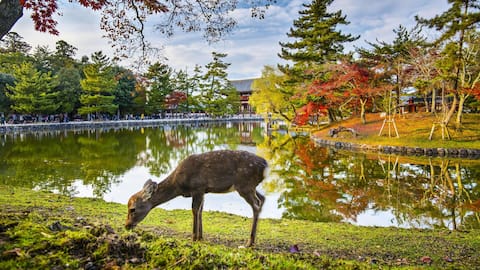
<box><xmin>125</xmin><ymin>150</ymin><xmax>268</xmax><ymax>246</ymax></box>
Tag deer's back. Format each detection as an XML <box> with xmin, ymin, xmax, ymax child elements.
<box><xmin>172</xmin><ymin>150</ymin><xmax>268</xmax><ymax>195</ymax></box>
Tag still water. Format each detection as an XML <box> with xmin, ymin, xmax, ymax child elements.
<box><xmin>1</xmin><ymin>121</ymin><xmax>479</xmax><ymax>229</ymax></box>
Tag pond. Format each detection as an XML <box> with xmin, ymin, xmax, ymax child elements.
<box><xmin>1</xmin><ymin>121</ymin><xmax>479</xmax><ymax>230</ymax></box>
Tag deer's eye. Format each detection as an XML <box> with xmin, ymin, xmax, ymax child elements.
<box><xmin>129</xmin><ymin>208</ymin><xmax>136</xmax><ymax>213</ymax></box>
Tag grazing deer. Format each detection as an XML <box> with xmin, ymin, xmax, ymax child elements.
<box><xmin>125</xmin><ymin>149</ymin><xmax>268</xmax><ymax>247</ymax></box>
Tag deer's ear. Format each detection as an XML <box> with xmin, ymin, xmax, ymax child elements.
<box><xmin>143</xmin><ymin>179</ymin><xmax>157</xmax><ymax>200</ymax></box>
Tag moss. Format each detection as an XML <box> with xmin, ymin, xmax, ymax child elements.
<box><xmin>1</xmin><ymin>185</ymin><xmax>479</xmax><ymax>269</ymax></box>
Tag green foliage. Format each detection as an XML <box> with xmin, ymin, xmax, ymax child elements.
<box><xmin>199</xmin><ymin>52</ymin><xmax>239</xmax><ymax>117</ymax></box>
<box><xmin>278</xmin><ymin>0</ymin><xmax>358</xmax><ymax>78</ymax></box>
<box><xmin>79</xmin><ymin>59</ymin><xmax>118</xmax><ymax>117</ymax></box>
<box><xmin>250</xmin><ymin>65</ymin><xmax>294</xmax><ymax>122</ymax></box>
<box><xmin>112</xmin><ymin>66</ymin><xmax>137</xmax><ymax>116</ymax></box>
<box><xmin>144</xmin><ymin>62</ymin><xmax>174</xmax><ymax>115</ymax></box>
<box><xmin>0</xmin><ymin>72</ymin><xmax>14</xmax><ymax>113</ymax></box>
<box><xmin>56</xmin><ymin>67</ymin><xmax>82</xmax><ymax>113</ymax></box>
<box><xmin>0</xmin><ymin>32</ymin><xmax>31</xmax><ymax>54</ymax></box>
<box><xmin>6</xmin><ymin>62</ymin><xmax>60</xmax><ymax>114</ymax></box>
<box><xmin>276</xmin><ymin>0</ymin><xmax>358</xmax><ymax>125</ymax></box>
<box><xmin>172</xmin><ymin>69</ymin><xmax>193</xmax><ymax>112</ymax></box>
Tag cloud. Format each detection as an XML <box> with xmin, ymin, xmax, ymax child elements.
<box><xmin>8</xmin><ymin>0</ymin><xmax>451</xmax><ymax>79</ymax></box>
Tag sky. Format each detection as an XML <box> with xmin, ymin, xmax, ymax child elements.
<box><xmin>10</xmin><ymin>0</ymin><xmax>450</xmax><ymax>80</ymax></box>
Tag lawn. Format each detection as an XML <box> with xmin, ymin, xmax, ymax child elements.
<box><xmin>1</xmin><ymin>186</ymin><xmax>479</xmax><ymax>269</ymax></box>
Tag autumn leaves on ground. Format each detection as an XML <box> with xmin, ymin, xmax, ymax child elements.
<box><xmin>314</xmin><ymin>112</ymin><xmax>480</xmax><ymax>150</ymax></box>
<box><xmin>1</xmin><ymin>184</ymin><xmax>479</xmax><ymax>269</ymax></box>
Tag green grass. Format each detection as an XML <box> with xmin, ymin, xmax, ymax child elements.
<box><xmin>1</xmin><ymin>186</ymin><xmax>479</xmax><ymax>269</ymax></box>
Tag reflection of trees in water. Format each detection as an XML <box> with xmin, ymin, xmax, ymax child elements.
<box><xmin>3</xmin><ymin>122</ymin><xmax>476</xmax><ymax>229</ymax></box>
<box><xmin>0</xmin><ymin>122</ymin><xmax>264</xmax><ymax>198</ymax></box>
<box><xmin>0</xmin><ymin>129</ymin><xmax>143</xmax><ymax>197</ymax></box>
<box><xmin>259</xmin><ymin>133</ymin><xmax>480</xmax><ymax>229</ymax></box>
<box><xmin>77</xmin><ymin>129</ymin><xmax>141</xmax><ymax>197</ymax></box>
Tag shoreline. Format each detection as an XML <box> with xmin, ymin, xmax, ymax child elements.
<box><xmin>2</xmin><ymin>115</ymin><xmax>480</xmax><ymax>159</ymax></box>
<box><xmin>311</xmin><ymin>135</ymin><xmax>480</xmax><ymax>159</ymax></box>
<box><xmin>0</xmin><ymin>115</ymin><xmax>263</xmax><ymax>135</ymax></box>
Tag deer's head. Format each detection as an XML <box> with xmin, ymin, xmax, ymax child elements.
<box><xmin>125</xmin><ymin>179</ymin><xmax>157</xmax><ymax>230</ymax></box>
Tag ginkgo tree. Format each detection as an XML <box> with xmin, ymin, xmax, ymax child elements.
<box><xmin>249</xmin><ymin>66</ymin><xmax>294</xmax><ymax>122</ymax></box>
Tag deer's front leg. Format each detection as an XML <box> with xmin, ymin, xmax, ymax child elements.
<box><xmin>192</xmin><ymin>194</ymin><xmax>204</xmax><ymax>241</ymax></box>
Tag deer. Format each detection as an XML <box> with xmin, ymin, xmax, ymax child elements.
<box><xmin>125</xmin><ymin>149</ymin><xmax>268</xmax><ymax>247</ymax></box>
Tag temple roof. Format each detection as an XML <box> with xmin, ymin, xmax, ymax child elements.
<box><xmin>230</xmin><ymin>79</ymin><xmax>255</xmax><ymax>94</ymax></box>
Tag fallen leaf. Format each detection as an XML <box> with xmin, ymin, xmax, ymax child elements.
<box><xmin>289</xmin><ymin>244</ymin><xmax>300</xmax><ymax>253</ymax></box>
<box><xmin>444</xmin><ymin>256</ymin><xmax>454</xmax><ymax>263</ymax></box>
<box><xmin>420</xmin><ymin>256</ymin><xmax>432</xmax><ymax>265</ymax></box>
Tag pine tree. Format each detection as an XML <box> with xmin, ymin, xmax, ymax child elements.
<box><xmin>416</xmin><ymin>0</ymin><xmax>480</xmax><ymax>128</ymax></box>
<box><xmin>276</xmin><ymin>0</ymin><xmax>357</xmax><ymax>124</ymax></box>
<box><xmin>278</xmin><ymin>0</ymin><xmax>358</xmax><ymax>81</ymax></box>
<box><xmin>6</xmin><ymin>62</ymin><xmax>59</xmax><ymax>115</ymax></box>
<box><xmin>78</xmin><ymin>55</ymin><xmax>118</xmax><ymax>119</ymax></box>
<box><xmin>144</xmin><ymin>62</ymin><xmax>174</xmax><ymax>115</ymax></box>
<box><xmin>199</xmin><ymin>52</ymin><xmax>239</xmax><ymax>117</ymax></box>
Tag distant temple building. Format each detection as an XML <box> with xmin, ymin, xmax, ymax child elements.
<box><xmin>230</xmin><ymin>78</ymin><xmax>256</xmax><ymax>114</ymax></box>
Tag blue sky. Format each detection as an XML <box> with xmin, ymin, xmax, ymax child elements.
<box><xmin>11</xmin><ymin>0</ymin><xmax>449</xmax><ymax>79</ymax></box>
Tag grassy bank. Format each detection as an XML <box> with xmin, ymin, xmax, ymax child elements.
<box><xmin>313</xmin><ymin>113</ymin><xmax>480</xmax><ymax>150</ymax></box>
<box><xmin>1</xmin><ymin>186</ymin><xmax>479</xmax><ymax>269</ymax></box>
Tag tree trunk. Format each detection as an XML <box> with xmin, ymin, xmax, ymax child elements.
<box><xmin>423</xmin><ymin>94</ymin><xmax>429</xmax><ymax>113</ymax></box>
<box><xmin>443</xmin><ymin>94</ymin><xmax>457</xmax><ymax>126</ymax></box>
<box><xmin>430</xmin><ymin>88</ymin><xmax>436</xmax><ymax>113</ymax></box>
<box><xmin>455</xmin><ymin>94</ymin><xmax>467</xmax><ymax>129</ymax></box>
<box><xmin>0</xmin><ymin>0</ymin><xmax>23</xmax><ymax>39</ymax></box>
<box><xmin>360</xmin><ymin>99</ymin><xmax>367</xmax><ymax>124</ymax></box>
<box><xmin>327</xmin><ymin>108</ymin><xmax>336</xmax><ymax>124</ymax></box>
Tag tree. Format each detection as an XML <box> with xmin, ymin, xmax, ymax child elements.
<box><xmin>0</xmin><ymin>73</ymin><xmax>14</xmax><ymax>114</ymax></box>
<box><xmin>199</xmin><ymin>52</ymin><xmax>239</xmax><ymax>117</ymax></box>
<box><xmin>249</xmin><ymin>65</ymin><xmax>294</xmax><ymax>122</ymax></box>
<box><xmin>56</xmin><ymin>67</ymin><xmax>82</xmax><ymax>115</ymax></box>
<box><xmin>6</xmin><ymin>62</ymin><xmax>59</xmax><ymax>115</ymax></box>
<box><xmin>52</xmin><ymin>40</ymin><xmax>78</xmax><ymax>70</ymax></box>
<box><xmin>144</xmin><ymin>62</ymin><xmax>174</xmax><ymax>115</ymax></box>
<box><xmin>32</xmin><ymin>45</ymin><xmax>54</xmax><ymax>73</ymax></box>
<box><xmin>78</xmin><ymin>54</ymin><xmax>118</xmax><ymax>119</ymax></box>
<box><xmin>408</xmin><ymin>46</ymin><xmax>442</xmax><ymax>113</ymax></box>
<box><xmin>0</xmin><ymin>32</ymin><xmax>31</xmax><ymax>54</ymax></box>
<box><xmin>416</xmin><ymin>0</ymin><xmax>480</xmax><ymax>128</ymax></box>
<box><xmin>332</xmin><ymin>61</ymin><xmax>386</xmax><ymax>124</ymax></box>
<box><xmin>0</xmin><ymin>0</ymin><xmax>275</xmax><ymax>63</ymax></box>
<box><xmin>187</xmin><ymin>64</ymin><xmax>204</xmax><ymax>112</ymax></box>
<box><xmin>357</xmin><ymin>25</ymin><xmax>425</xmax><ymax>109</ymax></box>
<box><xmin>113</xmin><ymin>66</ymin><xmax>137</xmax><ymax>117</ymax></box>
<box><xmin>172</xmin><ymin>69</ymin><xmax>193</xmax><ymax>113</ymax></box>
<box><xmin>277</xmin><ymin>0</ymin><xmax>358</xmax><ymax>124</ymax></box>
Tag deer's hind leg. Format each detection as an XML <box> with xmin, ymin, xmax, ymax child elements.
<box><xmin>192</xmin><ymin>194</ymin><xmax>204</xmax><ymax>241</ymax></box>
<box><xmin>238</xmin><ymin>189</ymin><xmax>265</xmax><ymax>247</ymax></box>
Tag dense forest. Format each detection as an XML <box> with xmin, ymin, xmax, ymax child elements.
<box><xmin>0</xmin><ymin>36</ymin><xmax>239</xmax><ymax>122</ymax></box>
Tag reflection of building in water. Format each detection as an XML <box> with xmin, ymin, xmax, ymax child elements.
<box><xmin>237</xmin><ymin>121</ymin><xmax>261</xmax><ymax>145</ymax></box>
<box><xmin>230</xmin><ymin>79</ymin><xmax>256</xmax><ymax>114</ymax></box>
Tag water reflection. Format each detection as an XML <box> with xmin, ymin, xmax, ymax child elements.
<box><xmin>0</xmin><ymin>122</ymin><xmax>479</xmax><ymax>229</ymax></box>
<box><xmin>258</xmin><ymin>132</ymin><xmax>480</xmax><ymax>229</ymax></box>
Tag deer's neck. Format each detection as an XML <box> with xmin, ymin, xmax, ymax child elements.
<box><xmin>150</xmin><ymin>176</ymin><xmax>180</xmax><ymax>207</ymax></box>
